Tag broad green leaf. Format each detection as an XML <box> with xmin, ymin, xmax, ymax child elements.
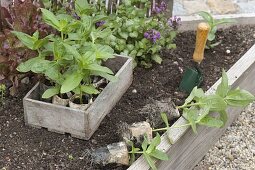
<box><xmin>208</xmin><ymin>32</ymin><xmax>215</xmax><ymax>41</ymax></box>
<box><xmin>225</xmin><ymin>88</ymin><xmax>255</xmax><ymax>107</ymax></box>
<box><xmin>61</xmin><ymin>72</ymin><xmax>83</xmax><ymax>93</ymax></box>
<box><xmin>161</xmin><ymin>112</ymin><xmax>169</xmax><ymax>127</ymax></box>
<box><xmin>198</xmin><ymin>11</ymin><xmax>213</xmax><ymax>24</ymax></box>
<box><xmin>129</xmin><ymin>31</ymin><xmax>138</xmax><ymax>38</ymax></box>
<box><xmin>86</xmin><ymin>64</ymin><xmax>113</xmax><ymax>74</ymax></box>
<box><xmin>11</xmin><ymin>31</ymin><xmax>35</xmax><ymax>50</ymax></box>
<box><xmin>196</xmin><ymin>106</ymin><xmax>210</xmax><ymax>122</ymax></box>
<box><xmin>33</xmin><ymin>38</ymin><xmax>48</xmax><ymax>50</ymax></box>
<box><xmin>42</xmin><ymin>86</ymin><xmax>60</xmax><ymax>98</ymax></box>
<box><xmin>44</xmin><ymin>64</ymin><xmax>63</xmax><ymax>84</ymax></box>
<box><xmin>183</xmin><ymin>107</ymin><xmax>198</xmax><ymax>133</ymax></box>
<box><xmin>152</xmin><ymin>55</ymin><xmax>162</xmax><ymax>64</ymax></box>
<box><xmin>183</xmin><ymin>86</ymin><xmax>205</xmax><ymax>106</ymax></box>
<box><xmin>198</xmin><ymin>116</ymin><xmax>224</xmax><ymax>128</ymax></box>
<box><xmin>219</xmin><ymin>110</ymin><xmax>228</xmax><ymax>127</ymax></box>
<box><xmin>81</xmin><ymin>85</ymin><xmax>100</xmax><ymax>94</ymax></box>
<box><xmin>118</xmin><ymin>31</ymin><xmax>129</xmax><ymax>40</ymax></box>
<box><xmin>41</xmin><ymin>8</ymin><xmax>61</xmax><ymax>31</ymax></box>
<box><xmin>142</xmin><ymin>136</ymin><xmax>149</xmax><ymax>151</ymax></box>
<box><xmin>143</xmin><ymin>153</ymin><xmax>157</xmax><ymax>170</ymax></box>
<box><xmin>146</xmin><ymin>133</ymin><xmax>161</xmax><ymax>154</ymax></box>
<box><xmin>166</xmin><ymin>43</ymin><xmax>176</xmax><ymax>49</ymax></box>
<box><xmin>75</xmin><ymin>0</ymin><xmax>90</xmax><ymax>15</ymax></box>
<box><xmin>214</xmin><ymin>18</ymin><xmax>236</xmax><ymax>26</ymax></box>
<box><xmin>216</xmin><ymin>69</ymin><xmax>229</xmax><ymax>98</ymax></box>
<box><xmin>16</xmin><ymin>57</ymin><xmax>43</xmax><ymax>73</ymax></box>
<box><xmin>63</xmin><ymin>43</ymin><xmax>81</xmax><ymax>60</ymax></box>
<box><xmin>200</xmin><ymin>94</ymin><xmax>227</xmax><ymax>112</ymax></box>
<box><xmin>150</xmin><ymin>149</ymin><xmax>169</xmax><ymax>161</ymax></box>
<box><xmin>91</xmin><ymin>71</ymin><xmax>118</xmax><ymax>82</ymax></box>
<box><xmin>31</xmin><ymin>60</ymin><xmax>51</xmax><ymax>73</ymax></box>
<box><xmin>210</xmin><ymin>41</ymin><xmax>221</xmax><ymax>48</ymax></box>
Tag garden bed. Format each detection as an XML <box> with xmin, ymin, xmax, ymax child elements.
<box><xmin>0</xmin><ymin>25</ymin><xmax>255</xmax><ymax>169</ymax></box>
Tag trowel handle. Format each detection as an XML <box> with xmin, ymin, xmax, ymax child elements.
<box><xmin>193</xmin><ymin>22</ymin><xmax>210</xmax><ymax>63</ymax></box>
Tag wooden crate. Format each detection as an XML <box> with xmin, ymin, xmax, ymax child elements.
<box><xmin>23</xmin><ymin>55</ymin><xmax>133</xmax><ymax>140</ymax></box>
<box><xmin>128</xmin><ymin>44</ymin><xmax>255</xmax><ymax>169</ymax></box>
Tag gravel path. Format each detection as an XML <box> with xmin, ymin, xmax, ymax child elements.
<box><xmin>195</xmin><ymin>103</ymin><xmax>255</xmax><ymax>170</ymax></box>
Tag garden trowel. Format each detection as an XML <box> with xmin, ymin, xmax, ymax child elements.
<box><xmin>179</xmin><ymin>22</ymin><xmax>210</xmax><ymax>93</ymax></box>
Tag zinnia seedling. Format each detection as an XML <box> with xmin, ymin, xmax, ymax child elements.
<box><xmin>198</xmin><ymin>11</ymin><xmax>236</xmax><ymax>49</ymax></box>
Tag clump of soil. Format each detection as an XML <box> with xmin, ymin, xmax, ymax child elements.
<box><xmin>0</xmin><ymin>25</ymin><xmax>255</xmax><ymax>170</ymax></box>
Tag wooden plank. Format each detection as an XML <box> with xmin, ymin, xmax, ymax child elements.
<box><xmin>128</xmin><ymin>43</ymin><xmax>255</xmax><ymax>169</ymax></box>
<box><xmin>23</xmin><ymin>55</ymin><xmax>133</xmax><ymax>140</ymax></box>
<box><xmin>86</xmin><ymin>55</ymin><xmax>133</xmax><ymax>138</ymax></box>
<box><xmin>179</xmin><ymin>13</ymin><xmax>255</xmax><ymax>31</ymax></box>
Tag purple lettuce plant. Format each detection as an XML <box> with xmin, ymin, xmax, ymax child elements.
<box><xmin>144</xmin><ymin>29</ymin><xmax>161</xmax><ymax>43</ymax></box>
<box><xmin>168</xmin><ymin>16</ymin><xmax>181</xmax><ymax>29</ymax></box>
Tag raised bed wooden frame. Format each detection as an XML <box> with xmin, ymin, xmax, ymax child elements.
<box><xmin>128</xmin><ymin>38</ymin><xmax>255</xmax><ymax>169</ymax></box>
<box><xmin>23</xmin><ymin>55</ymin><xmax>133</xmax><ymax>140</ymax></box>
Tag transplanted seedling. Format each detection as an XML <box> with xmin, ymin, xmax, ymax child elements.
<box><xmin>198</xmin><ymin>11</ymin><xmax>235</xmax><ymax>49</ymax></box>
<box><xmin>154</xmin><ymin>70</ymin><xmax>255</xmax><ymax>143</ymax></box>
<box><xmin>127</xmin><ymin>133</ymin><xmax>169</xmax><ymax>170</ymax></box>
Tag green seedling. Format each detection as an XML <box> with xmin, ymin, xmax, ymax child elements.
<box><xmin>127</xmin><ymin>133</ymin><xmax>169</xmax><ymax>170</ymax></box>
<box><xmin>13</xmin><ymin>5</ymin><xmax>116</xmax><ymax>104</ymax></box>
<box><xmin>153</xmin><ymin>70</ymin><xmax>255</xmax><ymax>142</ymax></box>
<box><xmin>198</xmin><ymin>11</ymin><xmax>235</xmax><ymax>49</ymax></box>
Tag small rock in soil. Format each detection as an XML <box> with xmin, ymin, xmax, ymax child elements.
<box><xmin>140</xmin><ymin>98</ymin><xmax>180</xmax><ymax>128</ymax></box>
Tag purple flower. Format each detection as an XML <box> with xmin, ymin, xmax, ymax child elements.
<box><xmin>144</xmin><ymin>29</ymin><xmax>161</xmax><ymax>43</ymax></box>
<box><xmin>95</xmin><ymin>21</ymin><xmax>106</xmax><ymax>27</ymax></box>
<box><xmin>168</xmin><ymin>16</ymin><xmax>181</xmax><ymax>29</ymax></box>
<box><xmin>152</xmin><ymin>1</ymin><xmax>167</xmax><ymax>14</ymax></box>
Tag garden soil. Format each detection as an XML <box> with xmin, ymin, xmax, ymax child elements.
<box><xmin>1</xmin><ymin>25</ymin><xmax>255</xmax><ymax>170</ymax></box>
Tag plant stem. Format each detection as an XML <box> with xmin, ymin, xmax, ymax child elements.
<box><xmin>152</xmin><ymin>123</ymin><xmax>191</xmax><ymax>132</ymax></box>
<box><xmin>79</xmin><ymin>85</ymin><xmax>83</xmax><ymax>104</ymax></box>
<box><xmin>128</xmin><ymin>151</ymin><xmax>143</xmax><ymax>154</ymax></box>
<box><xmin>176</xmin><ymin>102</ymin><xmax>203</xmax><ymax>109</ymax></box>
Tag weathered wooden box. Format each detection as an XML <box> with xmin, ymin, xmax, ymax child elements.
<box><xmin>128</xmin><ymin>44</ymin><xmax>255</xmax><ymax>169</ymax></box>
<box><xmin>23</xmin><ymin>55</ymin><xmax>133</xmax><ymax>140</ymax></box>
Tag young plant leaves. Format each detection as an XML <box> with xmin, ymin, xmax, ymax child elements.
<box><xmin>183</xmin><ymin>107</ymin><xmax>198</xmax><ymax>133</ymax></box>
<box><xmin>150</xmin><ymin>149</ymin><xmax>169</xmax><ymax>161</ymax></box>
<box><xmin>198</xmin><ymin>116</ymin><xmax>224</xmax><ymax>128</ymax></box>
<box><xmin>216</xmin><ymin>69</ymin><xmax>229</xmax><ymax>98</ymax></box>
<box><xmin>219</xmin><ymin>110</ymin><xmax>228</xmax><ymax>127</ymax></box>
<box><xmin>41</xmin><ymin>8</ymin><xmax>61</xmax><ymax>31</ymax></box>
<box><xmin>199</xmin><ymin>94</ymin><xmax>227</xmax><ymax>112</ymax></box>
<box><xmin>225</xmin><ymin>88</ymin><xmax>255</xmax><ymax>107</ymax></box>
<box><xmin>42</xmin><ymin>86</ymin><xmax>60</xmax><ymax>99</ymax></box>
<box><xmin>61</xmin><ymin>71</ymin><xmax>83</xmax><ymax>93</ymax></box>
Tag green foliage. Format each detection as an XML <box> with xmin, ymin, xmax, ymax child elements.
<box><xmin>13</xmin><ymin>4</ymin><xmax>115</xmax><ymax>102</ymax></box>
<box><xmin>198</xmin><ymin>11</ymin><xmax>235</xmax><ymax>49</ymax></box>
<box><xmin>177</xmin><ymin>69</ymin><xmax>254</xmax><ymax>133</ymax></box>
<box><xmin>104</xmin><ymin>0</ymin><xmax>178</xmax><ymax>68</ymax></box>
<box><xmin>127</xmin><ymin>133</ymin><xmax>169</xmax><ymax>170</ymax></box>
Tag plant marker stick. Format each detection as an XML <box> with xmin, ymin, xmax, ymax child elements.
<box><xmin>193</xmin><ymin>22</ymin><xmax>210</xmax><ymax>63</ymax></box>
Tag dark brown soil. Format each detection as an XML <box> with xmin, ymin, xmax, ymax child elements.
<box><xmin>1</xmin><ymin>25</ymin><xmax>255</xmax><ymax>170</ymax></box>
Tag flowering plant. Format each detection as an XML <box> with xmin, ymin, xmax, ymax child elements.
<box><xmin>104</xmin><ymin>0</ymin><xmax>180</xmax><ymax>68</ymax></box>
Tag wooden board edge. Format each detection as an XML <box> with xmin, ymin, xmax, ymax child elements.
<box><xmin>127</xmin><ymin>43</ymin><xmax>255</xmax><ymax>169</ymax></box>
<box><xmin>179</xmin><ymin>13</ymin><xmax>255</xmax><ymax>31</ymax></box>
